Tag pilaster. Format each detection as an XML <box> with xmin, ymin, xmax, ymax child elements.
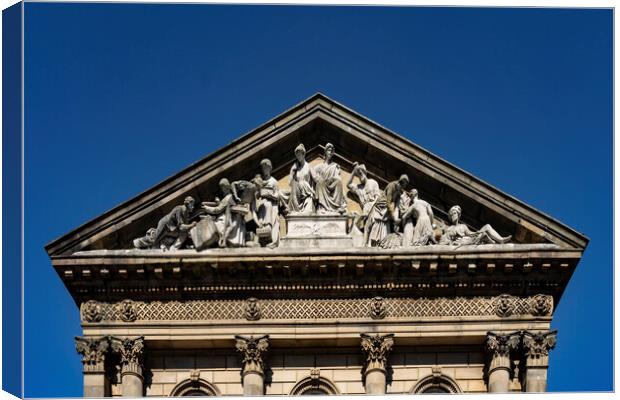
<box><xmin>75</xmin><ymin>336</ymin><xmax>110</xmax><ymax>397</ymax></box>
<box><xmin>484</xmin><ymin>331</ymin><xmax>520</xmax><ymax>393</ymax></box>
<box><xmin>360</xmin><ymin>333</ymin><xmax>394</xmax><ymax>394</ymax></box>
<box><xmin>520</xmin><ymin>330</ymin><xmax>557</xmax><ymax>392</ymax></box>
<box><xmin>110</xmin><ymin>336</ymin><xmax>145</xmax><ymax>397</ymax></box>
<box><xmin>235</xmin><ymin>335</ymin><xmax>269</xmax><ymax>396</ymax></box>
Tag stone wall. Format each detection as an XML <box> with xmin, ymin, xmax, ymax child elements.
<box><xmin>110</xmin><ymin>345</ymin><xmax>508</xmax><ymax>396</ymax></box>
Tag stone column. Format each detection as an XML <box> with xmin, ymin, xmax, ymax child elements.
<box><xmin>235</xmin><ymin>335</ymin><xmax>269</xmax><ymax>396</ymax></box>
<box><xmin>75</xmin><ymin>336</ymin><xmax>110</xmax><ymax>397</ymax></box>
<box><xmin>360</xmin><ymin>333</ymin><xmax>394</xmax><ymax>395</ymax></box>
<box><xmin>110</xmin><ymin>336</ymin><xmax>145</xmax><ymax>397</ymax></box>
<box><xmin>520</xmin><ymin>330</ymin><xmax>557</xmax><ymax>392</ymax></box>
<box><xmin>484</xmin><ymin>331</ymin><xmax>520</xmax><ymax>393</ymax></box>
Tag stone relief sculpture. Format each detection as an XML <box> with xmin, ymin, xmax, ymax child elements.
<box><xmin>133</xmin><ymin>197</ymin><xmax>197</xmax><ymax>250</ymax></box>
<box><xmin>287</xmin><ymin>144</ymin><xmax>315</xmax><ymax>214</ymax></box>
<box><xmin>401</xmin><ymin>189</ymin><xmax>437</xmax><ymax>246</ymax></box>
<box><xmin>201</xmin><ymin>178</ymin><xmax>248</xmax><ymax>248</ymax></box>
<box><xmin>252</xmin><ymin>159</ymin><xmax>280</xmax><ymax>248</ymax></box>
<box><xmin>378</xmin><ymin>174</ymin><xmax>410</xmax><ymax>249</ymax></box>
<box><xmin>312</xmin><ymin>143</ymin><xmax>347</xmax><ymax>214</ymax></box>
<box><xmin>439</xmin><ymin>205</ymin><xmax>511</xmax><ymax>246</ymax></box>
<box><xmin>130</xmin><ymin>142</ymin><xmax>519</xmax><ymax>251</ymax></box>
<box><xmin>347</xmin><ymin>163</ymin><xmax>381</xmax><ymax>239</ymax></box>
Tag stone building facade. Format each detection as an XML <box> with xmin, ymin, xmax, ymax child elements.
<box><xmin>46</xmin><ymin>94</ymin><xmax>587</xmax><ymax>396</ymax></box>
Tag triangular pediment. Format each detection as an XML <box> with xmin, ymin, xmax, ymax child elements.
<box><xmin>45</xmin><ymin>93</ymin><xmax>588</xmax><ymax>257</ymax></box>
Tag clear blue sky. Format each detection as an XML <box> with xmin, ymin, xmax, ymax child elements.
<box><xmin>24</xmin><ymin>4</ymin><xmax>612</xmax><ymax>396</ymax></box>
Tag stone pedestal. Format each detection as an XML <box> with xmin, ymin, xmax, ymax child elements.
<box><xmin>280</xmin><ymin>214</ymin><xmax>353</xmax><ymax>248</ymax></box>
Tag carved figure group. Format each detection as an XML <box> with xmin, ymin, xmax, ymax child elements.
<box><xmin>133</xmin><ymin>142</ymin><xmax>511</xmax><ymax>251</ymax></box>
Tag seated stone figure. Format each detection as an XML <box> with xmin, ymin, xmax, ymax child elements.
<box><xmin>312</xmin><ymin>143</ymin><xmax>347</xmax><ymax>214</ymax></box>
<box><xmin>287</xmin><ymin>144</ymin><xmax>315</xmax><ymax>214</ymax></box>
<box><xmin>439</xmin><ymin>205</ymin><xmax>511</xmax><ymax>246</ymax></box>
<box><xmin>133</xmin><ymin>196</ymin><xmax>197</xmax><ymax>250</ymax></box>
<box><xmin>346</xmin><ymin>162</ymin><xmax>381</xmax><ymax>234</ymax></box>
<box><xmin>202</xmin><ymin>179</ymin><xmax>248</xmax><ymax>248</ymax></box>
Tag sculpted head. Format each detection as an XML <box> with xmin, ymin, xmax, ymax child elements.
<box><xmin>260</xmin><ymin>158</ymin><xmax>272</xmax><ymax>178</ymax></box>
<box><xmin>448</xmin><ymin>205</ymin><xmax>462</xmax><ymax>224</ymax></box>
<box><xmin>294</xmin><ymin>144</ymin><xmax>306</xmax><ymax>163</ymax></box>
<box><xmin>409</xmin><ymin>189</ymin><xmax>418</xmax><ymax>199</ymax></box>
<box><xmin>356</xmin><ymin>163</ymin><xmax>368</xmax><ymax>182</ymax></box>
<box><xmin>184</xmin><ymin>196</ymin><xmax>195</xmax><ymax>212</ymax></box>
<box><xmin>324</xmin><ymin>143</ymin><xmax>335</xmax><ymax>162</ymax></box>
<box><xmin>219</xmin><ymin>178</ymin><xmax>231</xmax><ymax>195</ymax></box>
<box><xmin>398</xmin><ymin>174</ymin><xmax>410</xmax><ymax>188</ymax></box>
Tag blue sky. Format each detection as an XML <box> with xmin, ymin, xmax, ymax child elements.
<box><xmin>24</xmin><ymin>4</ymin><xmax>612</xmax><ymax>396</ymax></box>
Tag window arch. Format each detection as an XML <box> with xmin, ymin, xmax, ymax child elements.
<box><xmin>410</xmin><ymin>372</ymin><xmax>462</xmax><ymax>394</ymax></box>
<box><xmin>169</xmin><ymin>378</ymin><xmax>220</xmax><ymax>397</ymax></box>
<box><xmin>290</xmin><ymin>376</ymin><xmax>340</xmax><ymax>395</ymax></box>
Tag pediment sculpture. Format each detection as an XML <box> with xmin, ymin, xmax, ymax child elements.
<box><xmin>132</xmin><ymin>142</ymin><xmax>511</xmax><ymax>251</ymax></box>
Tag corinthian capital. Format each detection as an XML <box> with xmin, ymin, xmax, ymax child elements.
<box><xmin>110</xmin><ymin>336</ymin><xmax>145</xmax><ymax>375</ymax></box>
<box><xmin>522</xmin><ymin>330</ymin><xmax>557</xmax><ymax>367</ymax></box>
<box><xmin>360</xmin><ymin>333</ymin><xmax>394</xmax><ymax>373</ymax></box>
<box><xmin>484</xmin><ymin>331</ymin><xmax>520</xmax><ymax>375</ymax></box>
<box><xmin>75</xmin><ymin>336</ymin><xmax>109</xmax><ymax>372</ymax></box>
<box><xmin>485</xmin><ymin>331</ymin><xmax>520</xmax><ymax>358</ymax></box>
<box><xmin>235</xmin><ymin>335</ymin><xmax>269</xmax><ymax>375</ymax></box>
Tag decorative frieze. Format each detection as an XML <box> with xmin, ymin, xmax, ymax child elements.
<box><xmin>244</xmin><ymin>298</ymin><xmax>261</xmax><ymax>321</ymax></box>
<box><xmin>528</xmin><ymin>294</ymin><xmax>553</xmax><ymax>317</ymax></box>
<box><xmin>369</xmin><ymin>296</ymin><xmax>387</xmax><ymax>319</ymax></box>
<box><xmin>81</xmin><ymin>300</ymin><xmax>103</xmax><ymax>323</ymax></box>
<box><xmin>81</xmin><ymin>294</ymin><xmax>553</xmax><ymax>323</ymax></box>
<box><xmin>117</xmin><ymin>300</ymin><xmax>137</xmax><ymax>322</ymax></box>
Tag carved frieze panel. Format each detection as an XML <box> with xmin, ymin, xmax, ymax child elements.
<box><xmin>80</xmin><ymin>294</ymin><xmax>553</xmax><ymax>323</ymax></box>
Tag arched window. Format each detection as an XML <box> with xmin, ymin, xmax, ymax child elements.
<box><xmin>411</xmin><ymin>372</ymin><xmax>462</xmax><ymax>394</ymax></box>
<box><xmin>290</xmin><ymin>375</ymin><xmax>340</xmax><ymax>396</ymax></box>
<box><xmin>169</xmin><ymin>378</ymin><xmax>220</xmax><ymax>397</ymax></box>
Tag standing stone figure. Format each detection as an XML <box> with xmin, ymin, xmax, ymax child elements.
<box><xmin>288</xmin><ymin>144</ymin><xmax>315</xmax><ymax>214</ymax></box>
<box><xmin>202</xmin><ymin>178</ymin><xmax>247</xmax><ymax>247</ymax></box>
<box><xmin>377</xmin><ymin>174</ymin><xmax>410</xmax><ymax>248</ymax></box>
<box><xmin>136</xmin><ymin>196</ymin><xmax>196</xmax><ymax>250</ymax></box>
<box><xmin>401</xmin><ymin>189</ymin><xmax>436</xmax><ymax>246</ymax></box>
<box><xmin>440</xmin><ymin>205</ymin><xmax>511</xmax><ymax>246</ymax></box>
<box><xmin>252</xmin><ymin>159</ymin><xmax>280</xmax><ymax>248</ymax></box>
<box><xmin>312</xmin><ymin>143</ymin><xmax>347</xmax><ymax>214</ymax></box>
